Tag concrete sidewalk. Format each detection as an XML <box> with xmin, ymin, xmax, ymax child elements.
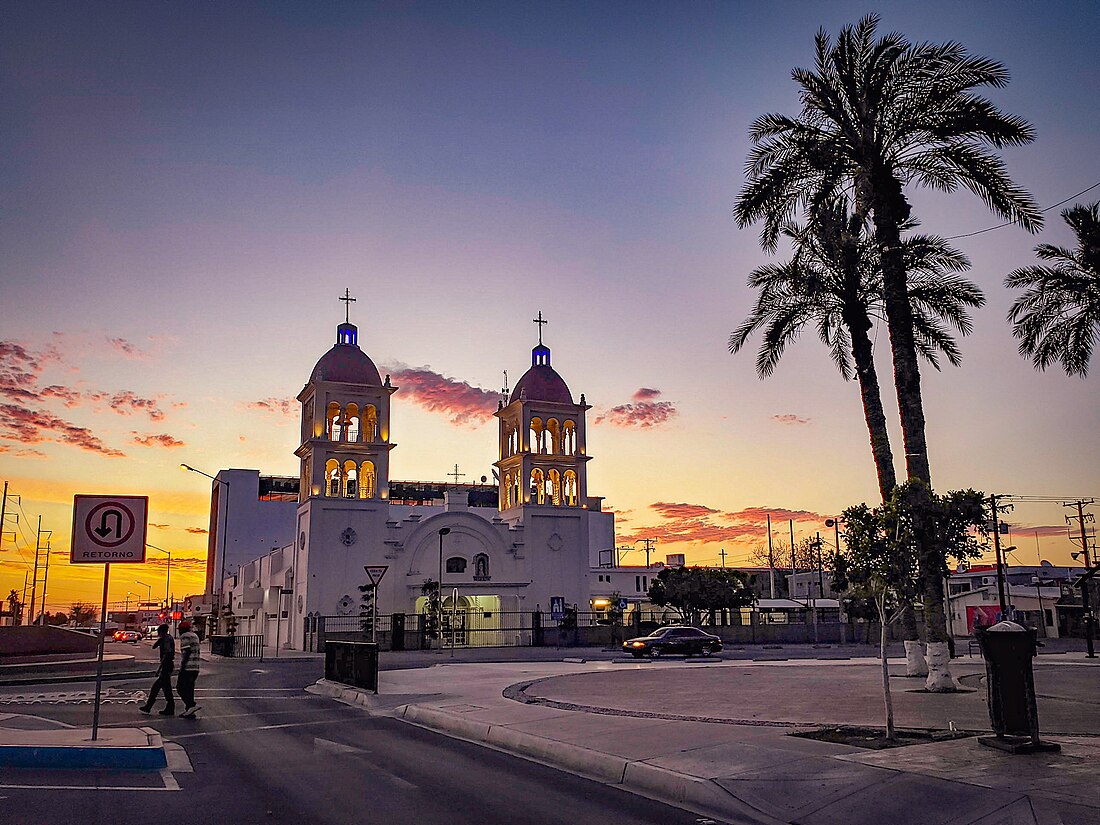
<box><xmin>0</xmin><ymin>712</ymin><xmax>167</xmax><ymax>769</ymax></box>
<box><xmin>312</xmin><ymin>656</ymin><xmax>1100</xmax><ymax>825</ymax></box>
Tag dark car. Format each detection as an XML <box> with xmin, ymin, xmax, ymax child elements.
<box><xmin>622</xmin><ymin>626</ymin><xmax>722</xmax><ymax>658</ymax></box>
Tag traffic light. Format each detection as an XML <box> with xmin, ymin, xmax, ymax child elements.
<box><xmin>171</xmin><ymin>611</ymin><xmax>182</xmax><ymax>620</ymax></box>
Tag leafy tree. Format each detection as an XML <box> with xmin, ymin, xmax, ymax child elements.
<box><xmin>731</xmin><ymin>200</ymin><xmax>980</xmax><ymax>501</ymax></box>
<box><xmin>46</xmin><ymin>612</ymin><xmax>69</xmax><ymax>626</ymax></box>
<box><xmin>647</xmin><ymin>567</ymin><xmax>754</xmax><ymax>626</ymax></box>
<box><xmin>68</xmin><ymin>601</ymin><xmax>97</xmax><ymax>626</ymax></box>
<box><xmin>736</xmin><ymin>15</ymin><xmax>1039</xmax><ymax>668</ymax></box>
<box><xmin>358</xmin><ymin>581</ymin><xmax>376</xmax><ymax>634</ymax></box>
<box><xmin>1006</xmin><ymin>202</ymin><xmax>1100</xmax><ymax>377</ymax></box>
<box><xmin>834</xmin><ymin>483</ymin><xmax>989</xmax><ymax>697</ymax></box>
<box><xmin>420</xmin><ymin>579</ymin><xmax>441</xmax><ymax>644</ymax></box>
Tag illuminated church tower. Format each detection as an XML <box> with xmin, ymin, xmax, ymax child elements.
<box><xmin>495</xmin><ymin>312</ymin><xmax>591</xmax><ymax>512</ymax></box>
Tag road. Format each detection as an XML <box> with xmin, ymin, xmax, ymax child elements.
<box><xmin>0</xmin><ymin>649</ymin><xmax>729</xmax><ymax>825</ymax></box>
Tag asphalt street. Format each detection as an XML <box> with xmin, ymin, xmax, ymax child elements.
<box><xmin>0</xmin><ymin>649</ymin><xmax>728</xmax><ymax>825</ymax></box>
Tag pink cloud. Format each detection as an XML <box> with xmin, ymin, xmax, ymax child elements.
<box><xmin>107</xmin><ymin>391</ymin><xmax>165</xmax><ymax>421</ymax></box>
<box><xmin>244</xmin><ymin>397</ymin><xmax>297</xmax><ymax>417</ymax></box>
<box><xmin>0</xmin><ymin>340</ymin><xmax>61</xmax><ymax>403</ymax></box>
<box><xmin>617</xmin><ymin>501</ymin><xmax>829</xmax><ymax>547</ymax></box>
<box><xmin>0</xmin><ymin>403</ymin><xmax>124</xmax><ymax>457</ymax></box>
<box><xmin>595</xmin><ymin>388</ymin><xmax>678</xmax><ymax>429</ymax></box>
<box><xmin>773</xmin><ymin>414</ymin><xmax>811</xmax><ymax>426</ymax></box>
<box><xmin>651</xmin><ymin>502</ymin><xmax>720</xmax><ymax>519</ymax></box>
<box><xmin>107</xmin><ymin>337</ymin><xmax>151</xmax><ymax>359</ymax></box>
<box><xmin>385</xmin><ymin>365</ymin><xmax>499</xmax><ymax>426</ymax></box>
<box><xmin>130</xmin><ymin>432</ymin><xmax>186</xmax><ymax>449</ymax></box>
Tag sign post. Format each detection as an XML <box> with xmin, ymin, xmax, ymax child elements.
<box><xmin>71</xmin><ymin>495</ymin><xmax>148</xmax><ymax>741</ymax></box>
<box><xmin>364</xmin><ymin>566</ymin><xmax>388</xmax><ymax>644</ymax></box>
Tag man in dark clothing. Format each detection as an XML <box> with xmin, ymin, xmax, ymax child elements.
<box><xmin>139</xmin><ymin>623</ymin><xmax>175</xmax><ymax>716</ymax></box>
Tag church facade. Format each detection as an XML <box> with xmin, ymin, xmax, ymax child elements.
<box><xmin>217</xmin><ymin>308</ymin><xmax>616</xmax><ymax>650</ymax></box>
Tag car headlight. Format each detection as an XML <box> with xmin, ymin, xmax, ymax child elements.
<box><xmin>631</xmin><ymin>641</ymin><xmax>646</xmax><ymax>648</ymax></box>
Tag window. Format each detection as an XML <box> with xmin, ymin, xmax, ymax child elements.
<box><xmin>446</xmin><ymin>557</ymin><xmax>467</xmax><ymax>574</ymax></box>
<box><xmin>474</xmin><ymin>554</ymin><xmax>489</xmax><ymax>580</ymax></box>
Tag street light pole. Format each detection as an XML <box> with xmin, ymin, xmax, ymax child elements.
<box><xmin>437</xmin><ymin>527</ymin><xmax>450</xmax><ymax>652</ymax></box>
<box><xmin>148</xmin><ymin>544</ymin><xmax>172</xmax><ymax>609</ymax></box>
<box><xmin>181</xmin><ymin>464</ymin><xmax>230</xmax><ymax>634</ymax></box>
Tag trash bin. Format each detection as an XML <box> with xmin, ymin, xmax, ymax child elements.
<box><xmin>976</xmin><ymin>620</ymin><xmax>1059</xmax><ymax>754</ymax></box>
<box><xmin>391</xmin><ymin>613</ymin><xmax>405</xmax><ymax>651</ymax></box>
<box><xmin>325</xmin><ymin>640</ymin><xmax>379</xmax><ymax>693</ymax></box>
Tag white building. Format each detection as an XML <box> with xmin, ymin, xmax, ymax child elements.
<box><xmin>211</xmin><ymin>309</ymin><xmax>617</xmax><ymax>649</ymax></box>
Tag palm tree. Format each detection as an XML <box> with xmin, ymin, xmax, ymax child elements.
<box><xmin>1006</xmin><ymin>202</ymin><xmax>1100</xmax><ymax>377</ymax></box>
<box><xmin>735</xmin><ymin>15</ymin><xmax>1040</xmax><ymax>684</ymax></box>
<box><xmin>731</xmin><ymin>202</ymin><xmax>980</xmax><ymax>503</ymax></box>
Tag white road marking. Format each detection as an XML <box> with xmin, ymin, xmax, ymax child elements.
<box><xmin>168</xmin><ymin>718</ymin><xmax>350</xmax><ymax>739</ymax></box>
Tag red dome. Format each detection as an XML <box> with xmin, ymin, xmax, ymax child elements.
<box><xmin>309</xmin><ymin>344</ymin><xmax>382</xmax><ymax>386</ymax></box>
<box><xmin>511</xmin><ymin>364</ymin><xmax>573</xmax><ymax>404</ymax></box>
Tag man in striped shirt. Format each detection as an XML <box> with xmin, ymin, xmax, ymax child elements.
<box><xmin>176</xmin><ymin>620</ymin><xmax>202</xmax><ymax>718</ymax></box>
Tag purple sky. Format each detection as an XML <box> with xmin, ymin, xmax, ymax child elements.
<box><xmin>2</xmin><ymin>2</ymin><xmax>1097</xmax><ymax>607</ymax></box>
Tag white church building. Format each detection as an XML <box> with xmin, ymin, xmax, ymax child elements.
<box><xmin>204</xmin><ymin>306</ymin><xmax>617</xmax><ymax>650</ymax></box>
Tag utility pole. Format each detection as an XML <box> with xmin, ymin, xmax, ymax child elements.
<box><xmin>40</xmin><ymin>539</ymin><xmax>52</xmax><ymax>624</ymax></box>
<box><xmin>29</xmin><ymin>516</ymin><xmax>42</xmax><ymax>626</ymax></box>
<box><xmin>1065</xmin><ymin>499</ymin><xmax>1096</xmax><ymax>658</ymax></box>
<box><xmin>635</xmin><ymin>537</ymin><xmax>657</xmax><ymax>568</ymax></box>
<box><xmin>766</xmin><ymin>514</ymin><xmax>776</xmax><ymax>598</ymax></box>
<box><xmin>718</xmin><ymin>548</ymin><xmax>728</xmax><ymax>568</ymax></box>
<box><xmin>0</xmin><ymin>482</ymin><xmax>7</xmax><ymax>556</ymax></box>
<box><xmin>990</xmin><ymin>495</ymin><xmax>1009</xmax><ymax>619</ymax></box>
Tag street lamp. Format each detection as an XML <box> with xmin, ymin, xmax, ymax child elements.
<box><xmin>181</xmin><ymin>463</ymin><xmax>231</xmax><ymax>632</ymax></box>
<box><xmin>147</xmin><ymin>543</ymin><xmax>172</xmax><ymax>609</ymax></box>
<box><xmin>437</xmin><ymin>528</ymin><xmax>450</xmax><ymax>652</ymax></box>
<box><xmin>134</xmin><ymin>579</ymin><xmax>152</xmax><ymax>607</ymax></box>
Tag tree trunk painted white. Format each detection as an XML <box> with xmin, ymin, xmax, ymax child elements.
<box><xmin>924</xmin><ymin>641</ymin><xmax>955</xmax><ymax>692</ymax></box>
<box><xmin>904</xmin><ymin>639</ymin><xmax>928</xmax><ymax>676</ymax></box>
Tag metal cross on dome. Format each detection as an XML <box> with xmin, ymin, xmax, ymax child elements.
<box><xmin>448</xmin><ymin>464</ymin><xmax>466</xmax><ymax>484</ymax></box>
<box><xmin>340</xmin><ymin>288</ymin><xmax>356</xmax><ymax>323</ymax></box>
<box><xmin>532</xmin><ymin>310</ymin><xmax>548</xmax><ymax>344</ymax></box>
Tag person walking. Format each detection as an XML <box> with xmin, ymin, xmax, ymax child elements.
<box><xmin>176</xmin><ymin>619</ymin><xmax>202</xmax><ymax>718</ymax></box>
<box><xmin>139</xmin><ymin>623</ymin><xmax>175</xmax><ymax>716</ymax></box>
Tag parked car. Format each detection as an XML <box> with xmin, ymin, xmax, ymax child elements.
<box><xmin>622</xmin><ymin>626</ymin><xmax>722</xmax><ymax>658</ymax></box>
<box><xmin>118</xmin><ymin>630</ymin><xmax>142</xmax><ymax>643</ymax></box>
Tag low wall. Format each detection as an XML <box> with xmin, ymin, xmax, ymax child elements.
<box><xmin>0</xmin><ymin>627</ymin><xmax>99</xmax><ymax>658</ymax></box>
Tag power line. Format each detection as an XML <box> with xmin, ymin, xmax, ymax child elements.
<box><xmin>944</xmin><ymin>180</ymin><xmax>1100</xmax><ymax>240</ymax></box>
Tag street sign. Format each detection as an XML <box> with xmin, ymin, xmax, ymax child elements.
<box><xmin>364</xmin><ymin>565</ymin><xmax>388</xmax><ymax>587</ymax></box>
<box><xmin>618</xmin><ymin>599</ymin><xmax>628</xmax><ymax>611</ymax></box>
<box><xmin>71</xmin><ymin>495</ymin><xmax>148</xmax><ymax>564</ymax></box>
<box><xmin>550</xmin><ymin>595</ymin><xmax>565</xmax><ymax>621</ymax></box>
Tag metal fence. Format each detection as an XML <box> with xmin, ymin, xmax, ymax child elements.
<box><xmin>302</xmin><ymin>608</ymin><xmax>856</xmax><ymax>653</ymax></box>
<box><xmin>210</xmin><ymin>633</ymin><xmax>265</xmax><ymax>659</ymax></box>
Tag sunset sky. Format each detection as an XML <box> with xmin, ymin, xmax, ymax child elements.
<box><xmin>2</xmin><ymin>2</ymin><xmax>1097</xmax><ymax>615</ymax></box>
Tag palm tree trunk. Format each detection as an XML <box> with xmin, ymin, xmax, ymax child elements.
<box><xmin>847</xmin><ymin>311</ymin><xmax>897</xmax><ymax>501</ymax></box>
<box><xmin>872</xmin><ymin>204</ymin><xmax>953</xmax><ymax>691</ymax></box>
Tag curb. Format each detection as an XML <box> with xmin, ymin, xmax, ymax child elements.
<box><xmin>305</xmin><ymin>679</ymin><xmax>782</xmax><ymax>822</ymax></box>
<box><xmin>0</xmin><ymin>670</ymin><xmax>158</xmax><ymax>688</ymax></box>
<box><xmin>0</xmin><ymin>728</ymin><xmax>167</xmax><ymax>770</ymax></box>
<box><xmin>381</xmin><ymin>698</ymin><xmax>784</xmax><ymax>825</ymax></box>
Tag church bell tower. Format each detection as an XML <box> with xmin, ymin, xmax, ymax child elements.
<box><xmin>494</xmin><ymin>312</ymin><xmax>591</xmax><ymax>512</ymax></box>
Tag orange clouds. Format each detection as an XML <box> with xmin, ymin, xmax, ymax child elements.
<box><xmin>130</xmin><ymin>433</ymin><xmax>186</xmax><ymax>449</ymax></box>
<box><xmin>618</xmin><ymin>501</ymin><xmax>828</xmax><ymax>546</ymax></box>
